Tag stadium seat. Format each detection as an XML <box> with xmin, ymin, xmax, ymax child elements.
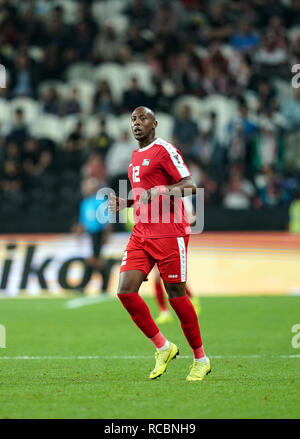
<box><xmin>287</xmin><ymin>25</ymin><xmax>300</xmax><ymax>43</ymax></box>
<box><xmin>52</xmin><ymin>0</ymin><xmax>78</xmax><ymax>24</ymax></box>
<box><xmin>123</xmin><ymin>62</ymin><xmax>155</xmax><ymax>95</ymax></box>
<box><xmin>10</xmin><ymin>97</ymin><xmax>40</xmax><ymax>124</ymax></box>
<box><xmin>67</xmin><ymin>80</ymin><xmax>96</xmax><ymax>115</ymax></box>
<box><xmin>273</xmin><ymin>79</ymin><xmax>294</xmax><ymax>105</ymax></box>
<box><xmin>202</xmin><ymin>94</ymin><xmax>238</xmax><ymax>134</ymax></box>
<box><xmin>62</xmin><ymin>115</ymin><xmax>82</xmax><ymax>140</ymax></box>
<box><xmin>105</xmin><ymin>114</ymin><xmax>121</xmax><ymax>138</ymax></box>
<box><xmin>92</xmin><ymin>0</ymin><xmax>129</xmax><ymax>23</ymax></box>
<box><xmin>31</xmin><ymin>115</ymin><xmax>65</xmax><ymax>143</ymax></box>
<box><xmin>0</xmin><ymin>98</ymin><xmax>11</xmax><ymax>124</ymax></box>
<box><xmin>243</xmin><ymin>90</ymin><xmax>260</xmax><ymax>112</ymax></box>
<box><xmin>83</xmin><ymin>115</ymin><xmax>100</xmax><ymax>139</ymax></box>
<box><xmin>93</xmin><ymin>63</ymin><xmax>125</xmax><ymax>103</ymax></box>
<box><xmin>65</xmin><ymin>63</ymin><xmax>95</xmax><ymax>82</ymax></box>
<box><xmin>194</xmin><ymin>46</ymin><xmax>209</xmax><ymax>59</ymax></box>
<box><xmin>38</xmin><ymin>80</ymin><xmax>69</xmax><ymax>100</ymax></box>
<box><xmin>155</xmin><ymin>112</ymin><xmax>174</xmax><ymax>140</ymax></box>
<box><xmin>220</xmin><ymin>44</ymin><xmax>236</xmax><ymax>60</ymax></box>
<box><xmin>172</xmin><ymin>95</ymin><xmax>205</xmax><ymax>120</ymax></box>
<box><xmin>104</xmin><ymin>14</ymin><xmax>129</xmax><ymax>37</ymax></box>
<box><xmin>118</xmin><ymin>113</ymin><xmax>136</xmax><ymax>141</ymax></box>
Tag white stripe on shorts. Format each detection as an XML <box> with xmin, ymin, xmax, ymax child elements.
<box><xmin>177</xmin><ymin>237</ymin><xmax>186</xmax><ymax>282</ymax></box>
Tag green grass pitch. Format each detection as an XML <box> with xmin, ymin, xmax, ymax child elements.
<box><xmin>0</xmin><ymin>295</ymin><xmax>299</xmax><ymax>419</ymax></box>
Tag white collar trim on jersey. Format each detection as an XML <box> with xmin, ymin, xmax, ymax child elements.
<box><xmin>137</xmin><ymin>137</ymin><xmax>161</xmax><ymax>152</ymax></box>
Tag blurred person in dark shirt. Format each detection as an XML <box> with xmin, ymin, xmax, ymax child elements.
<box><xmin>91</xmin><ymin>119</ymin><xmax>113</xmax><ymax>158</ymax></box>
<box><xmin>0</xmin><ymin>159</ymin><xmax>23</xmax><ymax>193</ymax></box>
<box><xmin>172</xmin><ymin>105</ymin><xmax>199</xmax><ymax>159</ymax></box>
<box><xmin>122</xmin><ymin>77</ymin><xmax>150</xmax><ymax>113</ymax></box>
<box><xmin>10</xmin><ymin>52</ymin><xmax>39</xmax><ymax>98</ymax></box>
<box><xmin>123</xmin><ymin>0</ymin><xmax>152</xmax><ymax>30</ymax></box>
<box><xmin>42</xmin><ymin>87</ymin><xmax>61</xmax><ymax>115</ymax></box>
<box><xmin>93</xmin><ymin>80</ymin><xmax>115</xmax><ymax>116</ymax></box>
<box><xmin>62</xmin><ymin>88</ymin><xmax>81</xmax><ymax>116</ymax></box>
<box><xmin>7</xmin><ymin>108</ymin><xmax>29</xmax><ymax>143</ymax></box>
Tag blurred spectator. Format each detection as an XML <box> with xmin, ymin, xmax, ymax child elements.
<box><xmin>59</xmin><ymin>137</ymin><xmax>84</xmax><ymax>175</ymax></box>
<box><xmin>93</xmin><ymin>24</ymin><xmax>122</xmax><ymax>63</ymax></box>
<box><xmin>68</xmin><ymin>121</ymin><xmax>86</xmax><ymax>150</ymax></box>
<box><xmin>105</xmin><ymin>131</ymin><xmax>135</xmax><ymax>178</ymax></box>
<box><xmin>0</xmin><ymin>159</ymin><xmax>23</xmax><ymax>193</ymax></box>
<box><xmin>252</xmin><ymin>116</ymin><xmax>284</xmax><ymax>170</ymax></box>
<box><xmin>82</xmin><ymin>149</ymin><xmax>107</xmax><ymax>186</ymax></box>
<box><xmin>281</xmin><ymin>88</ymin><xmax>300</xmax><ymax>130</ymax></box>
<box><xmin>198</xmin><ymin>167</ymin><xmax>220</xmax><ymax>206</ymax></box>
<box><xmin>126</xmin><ymin>25</ymin><xmax>152</xmax><ymax>55</ymax></box>
<box><xmin>226</xmin><ymin>101</ymin><xmax>257</xmax><ymax>165</ymax></box>
<box><xmin>254</xmin><ymin>31</ymin><xmax>288</xmax><ymax>77</ymax></box>
<box><xmin>254</xmin><ymin>165</ymin><xmax>284</xmax><ymax>207</ymax></box>
<box><xmin>172</xmin><ymin>105</ymin><xmax>200</xmax><ymax>158</ymax></box>
<box><xmin>62</xmin><ymin>88</ymin><xmax>81</xmax><ymax>116</ymax></box>
<box><xmin>170</xmin><ymin>51</ymin><xmax>202</xmax><ymax>96</ymax></box>
<box><xmin>122</xmin><ymin>77</ymin><xmax>150</xmax><ymax>112</ymax></box>
<box><xmin>229</xmin><ymin>19</ymin><xmax>260</xmax><ymax>53</ymax></box>
<box><xmin>7</xmin><ymin>108</ymin><xmax>29</xmax><ymax>142</ymax></box>
<box><xmin>222</xmin><ymin>165</ymin><xmax>256</xmax><ymax>209</ymax></box>
<box><xmin>256</xmin><ymin>78</ymin><xmax>278</xmax><ymax>113</ymax></box>
<box><xmin>91</xmin><ymin>120</ymin><xmax>113</xmax><ymax>158</ymax></box>
<box><xmin>192</xmin><ymin>112</ymin><xmax>224</xmax><ymax>167</ymax></box>
<box><xmin>10</xmin><ymin>52</ymin><xmax>38</xmax><ymax>98</ymax></box>
<box><xmin>124</xmin><ymin>0</ymin><xmax>152</xmax><ymax>30</ymax></box>
<box><xmin>42</xmin><ymin>87</ymin><xmax>61</xmax><ymax>115</ymax></box>
<box><xmin>40</xmin><ymin>46</ymin><xmax>63</xmax><ymax>81</ymax></box>
<box><xmin>72</xmin><ymin>21</ymin><xmax>95</xmax><ymax>62</ymax></box>
<box><xmin>93</xmin><ymin>81</ymin><xmax>115</xmax><ymax>116</ymax></box>
<box><xmin>204</xmin><ymin>2</ymin><xmax>233</xmax><ymax>43</ymax></box>
<box><xmin>266</xmin><ymin>15</ymin><xmax>288</xmax><ymax>50</ymax></box>
<box><xmin>22</xmin><ymin>137</ymin><xmax>52</xmax><ymax>182</ymax></box>
<box><xmin>72</xmin><ymin>176</ymin><xmax>113</xmax><ymax>294</ymax></box>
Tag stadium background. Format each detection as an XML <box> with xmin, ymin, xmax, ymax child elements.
<box><xmin>0</xmin><ymin>0</ymin><xmax>300</xmax><ymax>296</ymax></box>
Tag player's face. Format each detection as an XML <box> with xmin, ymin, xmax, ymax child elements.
<box><xmin>131</xmin><ymin>109</ymin><xmax>156</xmax><ymax>141</ymax></box>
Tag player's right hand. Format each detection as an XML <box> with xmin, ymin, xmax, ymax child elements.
<box><xmin>108</xmin><ymin>193</ymin><xmax>127</xmax><ymax>212</ymax></box>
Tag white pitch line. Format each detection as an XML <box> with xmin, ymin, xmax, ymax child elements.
<box><xmin>0</xmin><ymin>354</ymin><xmax>299</xmax><ymax>360</ymax></box>
<box><xmin>65</xmin><ymin>295</ymin><xmax>115</xmax><ymax>309</ymax></box>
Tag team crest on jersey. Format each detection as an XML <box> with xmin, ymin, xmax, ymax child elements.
<box><xmin>173</xmin><ymin>154</ymin><xmax>182</xmax><ymax>165</ymax></box>
<box><xmin>142</xmin><ymin>159</ymin><xmax>150</xmax><ymax>166</ymax></box>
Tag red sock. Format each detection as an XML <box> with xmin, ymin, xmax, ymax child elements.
<box><xmin>118</xmin><ymin>292</ymin><xmax>162</xmax><ymax>343</ymax></box>
<box><xmin>186</xmin><ymin>284</ymin><xmax>192</xmax><ymax>298</ymax></box>
<box><xmin>154</xmin><ymin>279</ymin><xmax>168</xmax><ymax>312</ymax></box>
<box><xmin>169</xmin><ymin>295</ymin><xmax>205</xmax><ymax>359</ymax></box>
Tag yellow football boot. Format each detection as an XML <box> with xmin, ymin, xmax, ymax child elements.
<box><xmin>191</xmin><ymin>297</ymin><xmax>201</xmax><ymax>315</ymax></box>
<box><xmin>186</xmin><ymin>358</ymin><xmax>211</xmax><ymax>381</ymax></box>
<box><xmin>149</xmin><ymin>342</ymin><xmax>179</xmax><ymax>380</ymax></box>
<box><xmin>155</xmin><ymin>311</ymin><xmax>174</xmax><ymax>324</ymax></box>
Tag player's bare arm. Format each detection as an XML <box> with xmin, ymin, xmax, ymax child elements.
<box><xmin>108</xmin><ymin>193</ymin><xmax>134</xmax><ymax>212</ymax></box>
<box><xmin>139</xmin><ymin>176</ymin><xmax>196</xmax><ymax>204</ymax></box>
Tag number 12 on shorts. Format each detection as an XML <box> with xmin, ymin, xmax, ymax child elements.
<box><xmin>132</xmin><ymin>166</ymin><xmax>140</xmax><ymax>182</ymax></box>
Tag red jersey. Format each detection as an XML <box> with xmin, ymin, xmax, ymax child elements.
<box><xmin>128</xmin><ymin>137</ymin><xmax>192</xmax><ymax>238</ymax></box>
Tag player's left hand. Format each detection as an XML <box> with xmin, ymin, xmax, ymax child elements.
<box><xmin>139</xmin><ymin>187</ymin><xmax>159</xmax><ymax>204</ymax></box>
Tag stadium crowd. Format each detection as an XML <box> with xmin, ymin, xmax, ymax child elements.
<box><xmin>1</xmin><ymin>0</ymin><xmax>300</xmax><ymax>227</ymax></box>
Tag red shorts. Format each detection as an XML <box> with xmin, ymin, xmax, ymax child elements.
<box><xmin>120</xmin><ymin>234</ymin><xmax>189</xmax><ymax>283</ymax></box>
